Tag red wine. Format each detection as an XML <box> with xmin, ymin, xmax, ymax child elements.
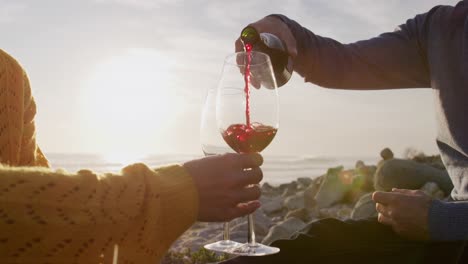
<box><xmin>244</xmin><ymin>43</ymin><xmax>253</xmax><ymax>126</ymax></box>
<box><xmin>222</xmin><ymin>123</ymin><xmax>277</xmax><ymax>153</ymax></box>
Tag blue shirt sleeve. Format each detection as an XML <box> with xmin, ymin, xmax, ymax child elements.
<box><xmin>429</xmin><ymin>199</ymin><xmax>468</xmax><ymax>241</ymax></box>
<box><xmin>269</xmin><ymin>12</ymin><xmax>435</xmax><ymax>89</ymax></box>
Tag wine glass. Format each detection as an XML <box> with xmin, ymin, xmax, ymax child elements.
<box><xmin>216</xmin><ymin>51</ymin><xmax>280</xmax><ymax>256</ymax></box>
<box><xmin>201</xmin><ymin>87</ymin><xmax>243</xmax><ymax>252</ymax></box>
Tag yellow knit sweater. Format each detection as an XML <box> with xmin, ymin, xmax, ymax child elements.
<box><xmin>0</xmin><ymin>49</ymin><xmax>199</xmax><ymax>263</ymax></box>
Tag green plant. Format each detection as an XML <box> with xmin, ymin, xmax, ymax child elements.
<box><xmin>162</xmin><ymin>247</ymin><xmax>231</xmax><ymax>264</ymax></box>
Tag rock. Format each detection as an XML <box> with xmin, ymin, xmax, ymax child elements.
<box><xmin>253</xmin><ymin>210</ymin><xmax>273</xmax><ymax>237</ymax></box>
<box><xmin>380</xmin><ymin>148</ymin><xmax>394</xmax><ymax>160</ymax></box>
<box><xmin>360</xmin><ymin>165</ymin><xmax>377</xmax><ymax>192</ymax></box>
<box><xmin>279</xmin><ymin>181</ymin><xmax>297</xmax><ymax>193</ymax></box>
<box><xmin>261</xmin><ymin>182</ymin><xmax>275</xmax><ymax>193</ymax></box>
<box><xmin>261</xmin><ymin>217</ymin><xmax>306</xmax><ymax>245</ymax></box>
<box><xmin>285</xmin><ymin>208</ymin><xmax>309</xmax><ymax>222</ymax></box>
<box><xmin>433</xmin><ymin>190</ymin><xmax>445</xmax><ymax>200</ymax></box>
<box><xmin>420</xmin><ymin>182</ymin><xmax>439</xmax><ymax>195</ymax></box>
<box><xmin>272</xmin><ymin>216</ymin><xmax>282</xmax><ymax>223</ymax></box>
<box><xmin>307</xmin><ymin>208</ymin><xmax>320</xmax><ymax>221</ymax></box>
<box><xmin>314</xmin><ymin>166</ymin><xmax>353</xmax><ymax>208</ymax></box>
<box><xmin>297</xmin><ymin>177</ymin><xmax>313</xmax><ymax>188</ymax></box>
<box><xmin>319</xmin><ymin>204</ymin><xmax>353</xmax><ymax>220</ymax></box>
<box><xmin>420</xmin><ymin>182</ymin><xmax>446</xmax><ymax>199</ymax></box>
<box><xmin>283</xmin><ymin>191</ymin><xmax>305</xmax><ymax>210</ymax></box>
<box><xmin>411</xmin><ymin>154</ymin><xmax>446</xmax><ymax>170</ymax></box>
<box><xmin>226</xmin><ymin>230</ymin><xmax>246</xmax><ymax>244</ymax></box>
<box><xmin>261</xmin><ymin>197</ymin><xmax>284</xmax><ymax>215</ymax></box>
<box><xmin>374</xmin><ymin>159</ymin><xmax>453</xmax><ymax>193</ymax></box>
<box><xmin>179</xmin><ymin>236</ymin><xmax>207</xmax><ymax>252</ymax></box>
<box><xmin>226</xmin><ymin>211</ymin><xmax>273</xmax><ymax>243</ymax></box>
<box><xmin>198</xmin><ymin>227</ymin><xmax>220</xmax><ymax>238</ymax></box>
<box><xmin>313</xmin><ymin>175</ymin><xmax>324</xmax><ymax>186</ymax></box>
<box><xmin>304</xmin><ymin>183</ymin><xmax>319</xmax><ymax>209</ymax></box>
<box><xmin>337</xmin><ymin>206</ymin><xmax>353</xmax><ymax>219</ymax></box>
<box><xmin>281</xmin><ymin>185</ymin><xmax>297</xmax><ymax>197</ymax></box>
<box><xmin>351</xmin><ymin>193</ymin><xmax>377</xmax><ymax>220</ymax></box>
<box><xmin>259</xmin><ymin>195</ymin><xmax>273</xmax><ymax>205</ymax></box>
<box><xmin>343</xmin><ymin>166</ymin><xmax>377</xmax><ymax>204</ymax></box>
<box><xmin>355</xmin><ymin>160</ymin><xmax>366</xmax><ymax>169</ymax></box>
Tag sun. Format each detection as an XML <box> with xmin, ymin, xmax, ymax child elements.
<box><xmin>79</xmin><ymin>48</ymin><xmax>177</xmax><ymax>160</ymax></box>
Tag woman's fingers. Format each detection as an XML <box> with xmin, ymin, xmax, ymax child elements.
<box><xmin>228</xmin><ymin>201</ymin><xmax>261</xmax><ymax>220</ymax></box>
<box><xmin>234</xmin><ymin>153</ymin><xmax>263</xmax><ymax>169</ymax></box>
<box><xmin>233</xmin><ymin>167</ymin><xmax>263</xmax><ymax>187</ymax></box>
<box><xmin>234</xmin><ymin>185</ymin><xmax>261</xmax><ymax>204</ymax></box>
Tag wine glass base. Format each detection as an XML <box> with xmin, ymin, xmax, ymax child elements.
<box><xmin>225</xmin><ymin>243</ymin><xmax>280</xmax><ymax>256</ymax></box>
<box><xmin>204</xmin><ymin>240</ymin><xmax>244</xmax><ymax>253</ymax></box>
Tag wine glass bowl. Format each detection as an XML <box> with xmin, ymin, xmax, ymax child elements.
<box><xmin>217</xmin><ymin>52</ymin><xmax>279</xmax><ymax>155</ymax></box>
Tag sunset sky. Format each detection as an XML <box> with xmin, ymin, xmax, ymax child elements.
<box><xmin>0</xmin><ymin>0</ymin><xmax>458</xmax><ymax>159</ymax></box>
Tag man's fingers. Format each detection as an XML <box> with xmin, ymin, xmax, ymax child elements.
<box><xmin>228</xmin><ymin>201</ymin><xmax>261</xmax><ymax>220</ymax></box>
<box><xmin>235</xmin><ymin>153</ymin><xmax>263</xmax><ymax>169</ymax></box>
<box><xmin>372</xmin><ymin>191</ymin><xmax>399</xmax><ymax>205</ymax></box>
<box><xmin>377</xmin><ymin>213</ymin><xmax>394</xmax><ymax>226</ymax></box>
<box><xmin>236</xmin><ymin>167</ymin><xmax>263</xmax><ymax>187</ymax></box>
<box><xmin>375</xmin><ymin>202</ymin><xmax>391</xmax><ymax>218</ymax></box>
<box><xmin>250</xmin><ymin>16</ymin><xmax>298</xmax><ymax>58</ymax></box>
<box><xmin>392</xmin><ymin>188</ymin><xmax>424</xmax><ymax>196</ymax></box>
<box><xmin>235</xmin><ymin>38</ymin><xmax>244</xmax><ymax>52</ymax></box>
<box><xmin>250</xmin><ymin>75</ymin><xmax>262</xmax><ymax>89</ymax></box>
<box><xmin>234</xmin><ymin>185</ymin><xmax>261</xmax><ymax>204</ymax></box>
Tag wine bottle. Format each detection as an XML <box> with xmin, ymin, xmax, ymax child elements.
<box><xmin>240</xmin><ymin>26</ymin><xmax>293</xmax><ymax>87</ymax></box>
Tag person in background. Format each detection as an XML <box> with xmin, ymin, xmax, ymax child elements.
<box><xmin>0</xmin><ymin>49</ymin><xmax>263</xmax><ymax>263</ymax></box>
<box><xmin>227</xmin><ymin>1</ymin><xmax>468</xmax><ymax>263</ymax></box>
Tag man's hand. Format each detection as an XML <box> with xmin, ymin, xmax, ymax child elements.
<box><xmin>372</xmin><ymin>188</ymin><xmax>433</xmax><ymax>241</ymax></box>
<box><xmin>235</xmin><ymin>16</ymin><xmax>297</xmax><ymax>58</ymax></box>
<box><xmin>183</xmin><ymin>153</ymin><xmax>263</xmax><ymax>222</ymax></box>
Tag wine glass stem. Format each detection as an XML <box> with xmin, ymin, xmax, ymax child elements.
<box><xmin>247</xmin><ymin>214</ymin><xmax>256</xmax><ymax>246</ymax></box>
<box><xmin>223</xmin><ymin>222</ymin><xmax>230</xmax><ymax>241</ymax></box>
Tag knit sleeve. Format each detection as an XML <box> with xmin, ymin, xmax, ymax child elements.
<box><xmin>0</xmin><ymin>163</ymin><xmax>198</xmax><ymax>263</ymax></box>
<box><xmin>0</xmin><ymin>49</ymin><xmax>49</xmax><ymax>167</ymax></box>
<box><xmin>19</xmin><ymin>70</ymin><xmax>49</xmax><ymax>167</ymax></box>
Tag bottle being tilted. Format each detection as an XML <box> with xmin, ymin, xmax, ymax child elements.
<box><xmin>240</xmin><ymin>26</ymin><xmax>293</xmax><ymax>87</ymax></box>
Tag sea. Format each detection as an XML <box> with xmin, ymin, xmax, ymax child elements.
<box><xmin>46</xmin><ymin>153</ymin><xmax>379</xmax><ymax>185</ymax></box>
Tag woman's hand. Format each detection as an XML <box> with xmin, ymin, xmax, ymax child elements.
<box><xmin>183</xmin><ymin>153</ymin><xmax>263</xmax><ymax>222</ymax></box>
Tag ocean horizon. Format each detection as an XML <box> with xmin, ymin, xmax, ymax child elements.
<box><xmin>46</xmin><ymin>153</ymin><xmax>380</xmax><ymax>185</ymax></box>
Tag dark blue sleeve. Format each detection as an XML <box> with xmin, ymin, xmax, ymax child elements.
<box><xmin>429</xmin><ymin>200</ymin><xmax>468</xmax><ymax>241</ymax></box>
<box><xmin>270</xmin><ymin>11</ymin><xmax>437</xmax><ymax>89</ymax></box>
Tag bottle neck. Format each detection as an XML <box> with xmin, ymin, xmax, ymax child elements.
<box><xmin>240</xmin><ymin>26</ymin><xmax>260</xmax><ymax>47</ymax></box>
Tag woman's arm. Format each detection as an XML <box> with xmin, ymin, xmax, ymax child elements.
<box><xmin>0</xmin><ymin>163</ymin><xmax>198</xmax><ymax>263</ymax></box>
<box><xmin>0</xmin><ymin>49</ymin><xmax>49</xmax><ymax>167</ymax></box>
